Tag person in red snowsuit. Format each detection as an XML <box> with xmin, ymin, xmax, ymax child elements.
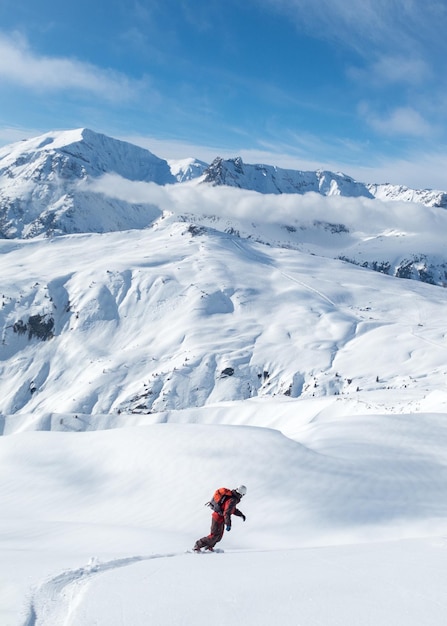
<box><xmin>194</xmin><ymin>485</ymin><xmax>247</xmax><ymax>552</ymax></box>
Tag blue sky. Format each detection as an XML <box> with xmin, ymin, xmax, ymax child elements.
<box><xmin>0</xmin><ymin>0</ymin><xmax>446</xmax><ymax>189</ymax></box>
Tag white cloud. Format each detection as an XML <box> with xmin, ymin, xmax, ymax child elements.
<box><xmin>349</xmin><ymin>55</ymin><xmax>432</xmax><ymax>87</ymax></box>
<box><xmin>87</xmin><ymin>173</ymin><xmax>444</xmax><ymax>240</ymax></box>
<box><xmin>360</xmin><ymin>105</ymin><xmax>434</xmax><ymax>138</ymax></box>
<box><xmin>0</xmin><ymin>32</ymin><xmax>138</xmax><ymax>101</ymax></box>
<box><xmin>371</xmin><ymin>56</ymin><xmax>431</xmax><ymax>85</ymax></box>
<box><xmin>85</xmin><ymin>172</ymin><xmax>357</xmax><ymax>226</ymax></box>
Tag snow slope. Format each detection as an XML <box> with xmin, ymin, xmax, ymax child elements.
<box><xmin>2</xmin><ymin>129</ymin><xmax>447</xmax><ymax>625</ymax></box>
<box><xmin>1</xmin><ymin>217</ymin><xmax>447</xmax><ymax>623</ymax></box>
<box><xmin>2</xmin><ymin>415</ymin><xmax>447</xmax><ymax>625</ymax></box>
<box><xmin>1</xmin><ymin>216</ymin><xmax>447</xmax><ymax>417</ymax></box>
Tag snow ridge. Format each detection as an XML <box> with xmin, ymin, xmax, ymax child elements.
<box><xmin>199</xmin><ymin>156</ymin><xmax>447</xmax><ymax>207</ymax></box>
<box><xmin>201</xmin><ymin>156</ymin><xmax>374</xmax><ymax>198</ymax></box>
<box><xmin>367</xmin><ymin>182</ymin><xmax>447</xmax><ymax>208</ymax></box>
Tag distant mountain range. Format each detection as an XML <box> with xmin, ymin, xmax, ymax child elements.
<box><xmin>200</xmin><ymin>156</ymin><xmax>447</xmax><ymax>209</ymax></box>
<box><xmin>1</xmin><ymin>128</ymin><xmax>446</xmax><ymax>239</ymax></box>
<box><xmin>1</xmin><ymin>128</ymin><xmax>447</xmax><ymax>419</ymax></box>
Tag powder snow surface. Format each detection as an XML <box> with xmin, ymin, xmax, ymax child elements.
<box><xmin>2</xmin><ymin>418</ymin><xmax>447</xmax><ymax>625</ymax></box>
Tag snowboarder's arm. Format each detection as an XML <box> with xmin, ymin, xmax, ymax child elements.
<box><xmin>224</xmin><ymin>499</ymin><xmax>245</xmax><ymax>526</ymax></box>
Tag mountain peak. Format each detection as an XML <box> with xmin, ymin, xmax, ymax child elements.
<box><xmin>201</xmin><ymin>156</ymin><xmax>245</xmax><ymax>186</ymax></box>
<box><xmin>167</xmin><ymin>157</ymin><xmax>208</xmax><ymax>182</ymax></box>
<box><xmin>0</xmin><ymin>128</ymin><xmax>174</xmax><ymax>238</ymax></box>
<box><xmin>0</xmin><ymin>127</ymin><xmax>175</xmax><ymax>184</ymax></box>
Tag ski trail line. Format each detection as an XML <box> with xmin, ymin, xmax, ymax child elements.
<box><xmin>20</xmin><ymin>551</ymin><xmax>186</xmax><ymax>626</ymax></box>
<box><xmin>279</xmin><ymin>270</ymin><xmax>336</xmax><ymax>307</ymax></box>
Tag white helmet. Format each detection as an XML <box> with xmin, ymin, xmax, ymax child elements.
<box><xmin>234</xmin><ymin>485</ymin><xmax>247</xmax><ymax>497</ymax></box>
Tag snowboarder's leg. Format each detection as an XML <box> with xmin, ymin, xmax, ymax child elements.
<box><xmin>194</xmin><ymin>516</ymin><xmax>224</xmax><ymax>551</ymax></box>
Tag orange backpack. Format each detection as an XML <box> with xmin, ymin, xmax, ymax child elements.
<box><xmin>207</xmin><ymin>487</ymin><xmax>233</xmax><ymax>513</ymax></box>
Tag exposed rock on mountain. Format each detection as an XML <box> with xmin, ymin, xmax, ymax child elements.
<box><xmin>201</xmin><ymin>156</ymin><xmax>374</xmax><ymax>197</ymax></box>
<box><xmin>200</xmin><ymin>156</ymin><xmax>447</xmax><ymax>208</ymax></box>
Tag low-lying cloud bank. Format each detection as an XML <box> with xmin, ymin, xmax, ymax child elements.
<box><xmin>87</xmin><ymin>173</ymin><xmax>447</xmax><ymax>240</ymax></box>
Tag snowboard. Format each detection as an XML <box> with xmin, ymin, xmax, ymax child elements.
<box><xmin>188</xmin><ymin>548</ymin><xmax>224</xmax><ymax>554</ymax></box>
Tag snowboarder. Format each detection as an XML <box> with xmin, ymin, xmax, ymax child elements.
<box><xmin>193</xmin><ymin>485</ymin><xmax>247</xmax><ymax>552</ymax></box>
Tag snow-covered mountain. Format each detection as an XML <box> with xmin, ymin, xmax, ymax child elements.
<box><xmin>367</xmin><ymin>182</ymin><xmax>447</xmax><ymax>208</ymax></box>
<box><xmin>0</xmin><ymin>128</ymin><xmax>174</xmax><ymax>238</ymax></box>
<box><xmin>200</xmin><ymin>156</ymin><xmax>374</xmax><ymax>197</ymax></box>
<box><xmin>1</xmin><ymin>128</ymin><xmax>447</xmax><ymax>240</ymax></box>
<box><xmin>199</xmin><ymin>155</ymin><xmax>447</xmax><ymax>208</ymax></box>
<box><xmin>168</xmin><ymin>156</ymin><xmax>208</xmax><ymax>182</ymax></box>
<box><xmin>0</xmin><ymin>128</ymin><xmax>175</xmax><ymax>183</ymax></box>
<box><xmin>1</xmin><ymin>128</ymin><xmax>447</xmax><ymax>289</ymax></box>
